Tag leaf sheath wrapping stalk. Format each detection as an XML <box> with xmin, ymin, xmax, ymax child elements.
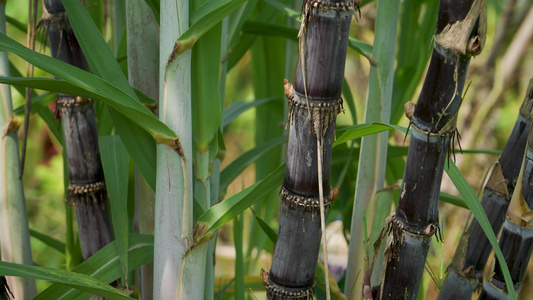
<box><xmin>439</xmin><ymin>81</ymin><xmax>533</xmax><ymax>299</ymax></box>
<box><xmin>265</xmin><ymin>0</ymin><xmax>353</xmax><ymax>298</ymax></box>
<box><xmin>44</xmin><ymin>0</ymin><xmax>113</xmax><ymax>261</ymax></box>
<box><xmin>380</xmin><ymin>0</ymin><xmax>485</xmax><ymax>298</ymax></box>
<box><xmin>480</xmin><ymin>128</ymin><xmax>533</xmax><ymax>298</ymax></box>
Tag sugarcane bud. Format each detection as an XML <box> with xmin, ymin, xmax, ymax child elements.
<box><xmin>404</xmin><ymin>101</ymin><xmax>415</xmax><ymax>120</ymax></box>
<box><xmin>330</xmin><ymin>186</ymin><xmax>340</xmax><ymax>202</ymax></box>
<box><xmin>284</xmin><ymin>79</ymin><xmax>294</xmax><ymax>100</ymax></box>
<box><xmin>260</xmin><ymin>268</ymin><xmax>269</xmax><ymax>286</ymax></box>
<box><xmin>3</xmin><ymin>115</ymin><xmax>22</xmax><ymax>136</ymax></box>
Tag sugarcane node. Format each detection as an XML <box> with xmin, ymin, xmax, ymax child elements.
<box><xmin>67</xmin><ymin>181</ymin><xmax>107</xmax><ymax>206</ymax></box>
<box><xmin>264</xmin><ymin>276</ymin><xmax>316</xmax><ymax>300</ymax></box>
<box><xmin>56</xmin><ymin>95</ymin><xmax>93</xmax><ymax>108</ymax></box>
<box><xmin>280</xmin><ymin>185</ymin><xmax>332</xmax><ymax>211</ymax></box>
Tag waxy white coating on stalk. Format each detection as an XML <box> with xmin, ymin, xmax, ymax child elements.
<box><xmin>155</xmin><ymin>0</ymin><xmax>198</xmax><ymax>299</ymax></box>
<box><xmin>126</xmin><ymin>0</ymin><xmax>158</xmax><ymax>298</ymax></box>
<box><xmin>0</xmin><ymin>3</ymin><xmax>37</xmax><ymax>299</ymax></box>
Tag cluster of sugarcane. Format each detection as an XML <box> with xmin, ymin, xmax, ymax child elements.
<box><xmin>439</xmin><ymin>80</ymin><xmax>533</xmax><ymax>299</ymax></box>
<box><xmin>40</xmin><ymin>0</ymin><xmax>113</xmax><ymax>261</ymax></box>
<box><xmin>479</xmin><ymin>91</ymin><xmax>533</xmax><ymax>299</ymax></box>
<box><xmin>262</xmin><ymin>0</ymin><xmax>354</xmax><ymax>298</ymax></box>
<box><xmin>374</xmin><ymin>0</ymin><xmax>486</xmax><ymax>299</ymax></box>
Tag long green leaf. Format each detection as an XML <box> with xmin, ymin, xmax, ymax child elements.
<box><xmin>195</xmin><ymin>165</ymin><xmax>285</xmax><ymax>243</ymax></box>
<box><xmin>220</xmin><ymin>136</ymin><xmax>287</xmax><ymax>193</ymax></box>
<box><xmin>36</xmin><ymin>234</ymin><xmax>154</xmax><ymax>299</ymax></box>
<box><xmin>0</xmin><ymin>263</ymin><xmax>131</xmax><ymax>300</ymax></box>
<box><xmin>99</xmin><ymin>136</ymin><xmax>130</xmax><ymax>278</ymax></box>
<box><xmin>334</xmin><ymin>123</ymin><xmax>394</xmax><ymax>147</ymax></box>
<box><xmin>29</xmin><ymin>230</ymin><xmax>65</xmax><ymax>254</ymax></box>
<box><xmin>0</xmin><ymin>35</ymin><xmax>173</xmax><ymax>140</ymax></box>
<box><xmin>3</xmin><ymin>77</ymin><xmax>156</xmax><ymax>107</ymax></box>
<box><xmin>222</xmin><ymin>97</ymin><xmax>276</xmax><ymax>128</ymax></box>
<box><xmin>173</xmin><ymin>0</ymin><xmax>247</xmax><ymax>56</ymax></box>
<box><xmin>445</xmin><ymin>161</ymin><xmax>517</xmax><ymax>300</ymax></box>
<box><xmin>63</xmin><ymin>0</ymin><xmax>136</xmax><ymax>99</ymax></box>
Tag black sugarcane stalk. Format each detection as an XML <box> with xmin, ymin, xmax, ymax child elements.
<box><xmin>479</xmin><ymin>123</ymin><xmax>533</xmax><ymax>299</ymax></box>
<box><xmin>261</xmin><ymin>0</ymin><xmax>354</xmax><ymax>298</ymax></box>
<box><xmin>377</xmin><ymin>0</ymin><xmax>486</xmax><ymax>299</ymax></box>
<box><xmin>42</xmin><ymin>0</ymin><xmax>113</xmax><ymax>261</ymax></box>
<box><xmin>439</xmin><ymin>80</ymin><xmax>533</xmax><ymax>299</ymax></box>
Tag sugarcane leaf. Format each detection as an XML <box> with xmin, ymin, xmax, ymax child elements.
<box><xmin>0</xmin><ymin>262</ymin><xmax>132</xmax><ymax>300</ymax></box>
<box><xmin>36</xmin><ymin>234</ymin><xmax>154</xmax><ymax>299</ymax></box>
<box><xmin>333</xmin><ymin>123</ymin><xmax>394</xmax><ymax>147</ymax></box>
<box><xmin>0</xmin><ymin>35</ymin><xmax>174</xmax><ymax>139</ymax></box>
<box><xmin>177</xmin><ymin>0</ymin><xmax>247</xmax><ymax>52</ymax></box>
<box><xmin>99</xmin><ymin>136</ymin><xmax>130</xmax><ymax>278</ymax></box>
<box><xmin>192</xmin><ymin>23</ymin><xmax>222</xmax><ymax>153</ymax></box>
<box><xmin>250</xmin><ymin>207</ymin><xmax>277</xmax><ymax>244</ymax></box>
<box><xmin>220</xmin><ymin>136</ymin><xmax>287</xmax><ymax>194</ymax></box>
<box><xmin>5</xmin><ymin>15</ymin><xmax>26</xmax><ymax>33</ymax></box>
<box><xmin>109</xmin><ymin>109</ymin><xmax>157</xmax><ymax>190</ymax></box>
<box><xmin>227</xmin><ymin>0</ymin><xmax>259</xmax><ymax>49</ymax></box>
<box><xmin>3</xmin><ymin>77</ymin><xmax>156</xmax><ymax>107</ymax></box>
<box><xmin>29</xmin><ymin>229</ymin><xmax>65</xmax><ymax>254</ymax></box>
<box><xmin>222</xmin><ymin>97</ymin><xmax>276</xmax><ymax>128</ymax></box>
<box><xmin>242</xmin><ymin>21</ymin><xmax>298</xmax><ymax>41</ymax></box>
<box><xmin>343</xmin><ymin>78</ymin><xmax>357</xmax><ymax>125</ymax></box>
<box><xmin>143</xmin><ymin>0</ymin><xmax>161</xmax><ymax>23</ymax></box>
<box><xmin>12</xmin><ymin>91</ymin><xmax>55</xmax><ymax>117</ymax></box>
<box><xmin>62</xmin><ymin>0</ymin><xmax>136</xmax><ymax>100</ymax></box>
<box><xmin>445</xmin><ymin>161</ymin><xmax>517</xmax><ymax>300</ymax></box>
<box><xmin>195</xmin><ymin>165</ymin><xmax>285</xmax><ymax>243</ymax></box>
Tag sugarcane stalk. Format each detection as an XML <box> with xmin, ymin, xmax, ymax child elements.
<box><xmin>0</xmin><ymin>2</ymin><xmax>37</xmax><ymax>298</ymax></box>
<box><xmin>479</xmin><ymin>124</ymin><xmax>533</xmax><ymax>298</ymax></box>
<box><xmin>41</xmin><ymin>0</ymin><xmax>114</xmax><ymax>262</ymax></box>
<box><xmin>154</xmin><ymin>0</ymin><xmax>195</xmax><ymax>298</ymax></box>
<box><xmin>262</xmin><ymin>0</ymin><xmax>354</xmax><ymax>298</ymax></box>
<box><xmin>378</xmin><ymin>0</ymin><xmax>486</xmax><ymax>299</ymax></box>
<box><xmin>439</xmin><ymin>79</ymin><xmax>533</xmax><ymax>299</ymax></box>
<box><xmin>126</xmin><ymin>0</ymin><xmax>158</xmax><ymax>298</ymax></box>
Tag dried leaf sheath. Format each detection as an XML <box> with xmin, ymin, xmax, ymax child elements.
<box><xmin>479</xmin><ymin>126</ymin><xmax>533</xmax><ymax>299</ymax></box>
<box><xmin>264</xmin><ymin>0</ymin><xmax>353</xmax><ymax>299</ymax></box>
<box><xmin>439</xmin><ymin>80</ymin><xmax>533</xmax><ymax>299</ymax></box>
<box><xmin>43</xmin><ymin>0</ymin><xmax>113</xmax><ymax>260</ymax></box>
<box><xmin>379</xmin><ymin>0</ymin><xmax>485</xmax><ymax>299</ymax></box>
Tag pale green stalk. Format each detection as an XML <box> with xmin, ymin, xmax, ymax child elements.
<box><xmin>154</xmin><ymin>0</ymin><xmax>194</xmax><ymax>298</ymax></box>
<box><xmin>345</xmin><ymin>0</ymin><xmax>399</xmax><ymax>298</ymax></box>
<box><xmin>0</xmin><ymin>2</ymin><xmax>37</xmax><ymax>299</ymax></box>
<box><xmin>126</xmin><ymin>0</ymin><xmax>158</xmax><ymax>298</ymax></box>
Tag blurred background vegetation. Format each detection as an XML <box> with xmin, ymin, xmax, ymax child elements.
<box><xmin>3</xmin><ymin>0</ymin><xmax>533</xmax><ymax>298</ymax></box>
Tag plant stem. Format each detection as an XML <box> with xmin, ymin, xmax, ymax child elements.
<box><xmin>0</xmin><ymin>3</ymin><xmax>37</xmax><ymax>298</ymax></box>
<box><xmin>378</xmin><ymin>0</ymin><xmax>486</xmax><ymax>298</ymax></box>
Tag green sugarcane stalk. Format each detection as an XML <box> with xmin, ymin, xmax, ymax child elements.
<box><xmin>378</xmin><ymin>0</ymin><xmax>486</xmax><ymax>299</ymax></box>
<box><xmin>42</xmin><ymin>0</ymin><xmax>114</xmax><ymax>261</ymax></box>
<box><xmin>154</xmin><ymin>0</ymin><xmax>196</xmax><ymax>298</ymax></box>
<box><xmin>479</xmin><ymin>123</ymin><xmax>533</xmax><ymax>299</ymax></box>
<box><xmin>439</xmin><ymin>79</ymin><xmax>533</xmax><ymax>299</ymax></box>
<box><xmin>262</xmin><ymin>0</ymin><xmax>354</xmax><ymax>298</ymax></box>
<box><xmin>0</xmin><ymin>2</ymin><xmax>37</xmax><ymax>299</ymax></box>
<box><xmin>126</xmin><ymin>0</ymin><xmax>159</xmax><ymax>298</ymax></box>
